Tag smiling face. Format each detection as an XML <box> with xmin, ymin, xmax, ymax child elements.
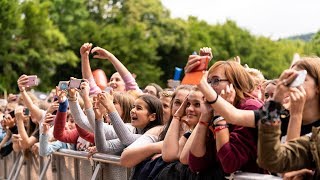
<box><xmin>130</xmin><ymin>98</ymin><xmax>155</xmax><ymax>129</ymax></box>
<box><xmin>109</xmin><ymin>72</ymin><xmax>126</xmax><ymax>92</ymax></box>
<box><xmin>185</xmin><ymin>90</ymin><xmax>204</xmax><ymax>129</ymax></box>
<box><xmin>264</xmin><ymin>83</ymin><xmax>276</xmax><ymax>102</ymax></box>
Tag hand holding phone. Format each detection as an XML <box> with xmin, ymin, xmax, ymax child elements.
<box><xmin>289</xmin><ymin>70</ymin><xmax>307</xmax><ymax>87</ymax></box>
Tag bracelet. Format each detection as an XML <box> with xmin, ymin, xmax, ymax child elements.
<box><xmin>213</xmin><ymin>125</ymin><xmax>228</xmax><ymax>134</ymax></box>
<box><xmin>199</xmin><ymin>121</ymin><xmax>209</xmax><ymax>127</ymax></box>
<box><xmin>68</xmin><ymin>96</ymin><xmax>77</xmax><ymax>102</ymax></box>
<box><xmin>213</xmin><ymin>116</ymin><xmax>225</xmax><ymax>126</ymax></box>
<box><xmin>206</xmin><ymin>92</ymin><xmax>219</xmax><ymax>104</ymax></box>
<box><xmin>214</xmin><ymin>123</ymin><xmax>228</xmax><ymax>127</ymax></box>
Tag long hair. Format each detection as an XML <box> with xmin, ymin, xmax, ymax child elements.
<box><xmin>113</xmin><ymin>92</ymin><xmax>135</xmax><ymax>123</ymax></box>
<box><xmin>137</xmin><ymin>94</ymin><xmax>163</xmax><ymax>133</ymax></box>
<box><xmin>208</xmin><ymin>60</ymin><xmax>256</xmax><ymax>105</ymax></box>
<box><xmin>159</xmin><ymin>85</ymin><xmax>195</xmax><ymax>141</ymax></box>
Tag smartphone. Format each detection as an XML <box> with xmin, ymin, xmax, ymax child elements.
<box><xmin>26</xmin><ymin>75</ymin><xmax>38</xmax><ymax>87</ymax></box>
<box><xmin>192</xmin><ymin>56</ymin><xmax>210</xmax><ymax>72</ymax></box>
<box><xmin>289</xmin><ymin>70</ymin><xmax>307</xmax><ymax>87</ymax></box>
<box><xmin>9</xmin><ymin>111</ymin><xmax>15</xmax><ymax>118</ymax></box>
<box><xmin>58</xmin><ymin>81</ymin><xmax>69</xmax><ymax>91</ymax></box>
<box><xmin>23</xmin><ymin>108</ymin><xmax>30</xmax><ymax>116</ymax></box>
<box><xmin>69</xmin><ymin>79</ymin><xmax>84</xmax><ymax>89</ymax></box>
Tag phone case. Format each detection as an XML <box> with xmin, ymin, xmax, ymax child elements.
<box><xmin>26</xmin><ymin>75</ymin><xmax>38</xmax><ymax>87</ymax></box>
<box><xmin>69</xmin><ymin>79</ymin><xmax>82</xmax><ymax>89</ymax></box>
<box><xmin>192</xmin><ymin>56</ymin><xmax>209</xmax><ymax>72</ymax></box>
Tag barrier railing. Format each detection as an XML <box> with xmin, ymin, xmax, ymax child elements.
<box><xmin>0</xmin><ymin>149</ymin><xmax>131</xmax><ymax>180</ymax></box>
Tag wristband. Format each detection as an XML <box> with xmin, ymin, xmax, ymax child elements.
<box><xmin>199</xmin><ymin>121</ymin><xmax>209</xmax><ymax>127</ymax></box>
<box><xmin>213</xmin><ymin>116</ymin><xmax>225</xmax><ymax>126</ymax></box>
<box><xmin>206</xmin><ymin>94</ymin><xmax>219</xmax><ymax>104</ymax></box>
<box><xmin>214</xmin><ymin>125</ymin><xmax>228</xmax><ymax>134</ymax></box>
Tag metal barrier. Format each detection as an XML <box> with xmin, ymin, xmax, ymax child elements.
<box><xmin>0</xmin><ymin>149</ymin><xmax>131</xmax><ymax>180</ymax></box>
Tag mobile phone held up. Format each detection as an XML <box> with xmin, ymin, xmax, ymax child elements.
<box><xmin>26</xmin><ymin>75</ymin><xmax>39</xmax><ymax>87</ymax></box>
<box><xmin>289</xmin><ymin>70</ymin><xmax>307</xmax><ymax>87</ymax></box>
<box><xmin>69</xmin><ymin>79</ymin><xmax>84</xmax><ymax>89</ymax></box>
<box><xmin>58</xmin><ymin>81</ymin><xmax>69</xmax><ymax>91</ymax></box>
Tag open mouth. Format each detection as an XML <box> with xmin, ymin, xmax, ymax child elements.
<box><xmin>131</xmin><ymin>117</ymin><xmax>138</xmax><ymax>121</ymax></box>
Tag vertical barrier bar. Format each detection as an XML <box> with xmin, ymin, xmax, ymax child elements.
<box><xmin>74</xmin><ymin>158</ymin><xmax>79</xmax><ymax>180</ymax></box>
<box><xmin>12</xmin><ymin>156</ymin><xmax>25</xmax><ymax>180</ymax></box>
<box><xmin>39</xmin><ymin>156</ymin><xmax>51</xmax><ymax>180</ymax></box>
<box><xmin>90</xmin><ymin>163</ymin><xmax>101</xmax><ymax>180</ymax></box>
<box><xmin>7</xmin><ymin>153</ymin><xmax>22</xmax><ymax>180</ymax></box>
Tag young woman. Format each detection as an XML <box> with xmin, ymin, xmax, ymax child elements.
<box><xmin>189</xmin><ymin>60</ymin><xmax>264</xmax><ymax>176</ymax></box>
<box><xmin>94</xmin><ymin>93</ymin><xmax>163</xmax><ymax>155</ymax></box>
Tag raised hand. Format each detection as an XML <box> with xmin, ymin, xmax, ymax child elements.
<box><xmin>98</xmin><ymin>92</ymin><xmax>114</xmax><ymax>112</ymax></box>
<box><xmin>91</xmin><ymin>47</ymin><xmax>114</xmax><ymax>60</ymax></box>
<box><xmin>93</xmin><ymin>95</ymin><xmax>107</xmax><ymax>120</ymax></box>
<box><xmin>199</xmin><ymin>102</ymin><xmax>214</xmax><ymax>123</ymax></box>
<box><xmin>56</xmin><ymin>86</ymin><xmax>68</xmax><ymax>103</ymax></box>
<box><xmin>220</xmin><ymin>84</ymin><xmax>236</xmax><ymax>105</ymax></box>
<box><xmin>289</xmin><ymin>86</ymin><xmax>307</xmax><ymax>115</ymax></box>
<box><xmin>273</xmin><ymin>69</ymin><xmax>298</xmax><ymax>103</ymax></box>
<box><xmin>199</xmin><ymin>47</ymin><xmax>213</xmax><ymax>60</ymax></box>
<box><xmin>47</xmin><ymin>101</ymin><xmax>59</xmax><ymax>114</ymax></box>
<box><xmin>17</xmin><ymin>74</ymin><xmax>29</xmax><ymax>92</ymax></box>
<box><xmin>80</xmin><ymin>43</ymin><xmax>93</xmax><ymax>57</ymax></box>
<box><xmin>173</xmin><ymin>95</ymin><xmax>188</xmax><ymax>119</ymax></box>
<box><xmin>79</xmin><ymin>80</ymin><xmax>90</xmax><ymax>98</ymax></box>
<box><xmin>14</xmin><ymin>106</ymin><xmax>25</xmax><ymax>122</ymax></box>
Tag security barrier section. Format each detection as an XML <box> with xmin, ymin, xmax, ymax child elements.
<box><xmin>0</xmin><ymin>149</ymin><xmax>131</xmax><ymax>180</ymax></box>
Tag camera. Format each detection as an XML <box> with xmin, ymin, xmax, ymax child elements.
<box><xmin>69</xmin><ymin>79</ymin><xmax>85</xmax><ymax>89</ymax></box>
<box><xmin>26</xmin><ymin>75</ymin><xmax>38</xmax><ymax>87</ymax></box>
<box><xmin>289</xmin><ymin>70</ymin><xmax>307</xmax><ymax>87</ymax></box>
<box><xmin>58</xmin><ymin>81</ymin><xmax>69</xmax><ymax>91</ymax></box>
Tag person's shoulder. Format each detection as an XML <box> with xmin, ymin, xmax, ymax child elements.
<box><xmin>145</xmin><ymin>125</ymin><xmax>164</xmax><ymax>136</ymax></box>
<box><xmin>238</xmin><ymin>98</ymin><xmax>263</xmax><ymax>110</ymax></box>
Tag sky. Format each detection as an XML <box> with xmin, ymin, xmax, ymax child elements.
<box><xmin>161</xmin><ymin>0</ymin><xmax>320</xmax><ymax>39</ymax></box>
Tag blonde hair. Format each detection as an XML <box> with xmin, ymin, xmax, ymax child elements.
<box><xmin>208</xmin><ymin>60</ymin><xmax>256</xmax><ymax>105</ymax></box>
<box><xmin>113</xmin><ymin>92</ymin><xmax>135</xmax><ymax>123</ymax></box>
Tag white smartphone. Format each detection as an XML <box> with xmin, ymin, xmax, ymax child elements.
<box><xmin>289</xmin><ymin>70</ymin><xmax>307</xmax><ymax>87</ymax></box>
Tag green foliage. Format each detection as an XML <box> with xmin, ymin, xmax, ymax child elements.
<box><xmin>0</xmin><ymin>0</ymin><xmax>318</xmax><ymax>93</ymax></box>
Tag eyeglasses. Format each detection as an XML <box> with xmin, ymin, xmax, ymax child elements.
<box><xmin>207</xmin><ymin>78</ymin><xmax>229</xmax><ymax>86</ymax></box>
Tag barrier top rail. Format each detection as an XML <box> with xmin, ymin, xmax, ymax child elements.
<box><xmin>53</xmin><ymin>149</ymin><xmax>121</xmax><ymax>166</ymax></box>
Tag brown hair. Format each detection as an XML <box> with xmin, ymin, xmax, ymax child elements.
<box><xmin>292</xmin><ymin>57</ymin><xmax>320</xmax><ymax>96</ymax></box>
<box><xmin>208</xmin><ymin>60</ymin><xmax>256</xmax><ymax>105</ymax></box>
<box><xmin>113</xmin><ymin>92</ymin><xmax>135</xmax><ymax>123</ymax></box>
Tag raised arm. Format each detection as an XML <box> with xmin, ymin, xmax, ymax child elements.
<box><xmin>39</xmin><ymin>119</ymin><xmax>67</xmax><ymax>156</ymax></box>
<box><xmin>257</xmin><ymin>123</ymin><xmax>312</xmax><ymax>172</ymax></box>
<box><xmin>198</xmin><ymin>71</ymin><xmax>255</xmax><ymax>127</ymax></box>
<box><xmin>80</xmin><ymin>42</ymin><xmax>102</xmax><ymax>95</ymax></box>
<box><xmin>17</xmin><ymin>75</ymin><xmax>44</xmax><ymax>123</ymax></box>
<box><xmin>91</xmin><ymin>47</ymin><xmax>139</xmax><ymax>90</ymax></box>
<box><xmin>162</xmin><ymin>96</ymin><xmax>188</xmax><ymax>162</ymax></box>
<box><xmin>15</xmin><ymin>106</ymin><xmax>38</xmax><ymax>149</ymax></box>
<box><xmin>286</xmin><ymin>86</ymin><xmax>306</xmax><ymax>141</ymax></box>
<box><xmin>53</xmin><ymin>89</ymin><xmax>78</xmax><ymax>144</ymax></box>
<box><xmin>99</xmin><ymin>92</ymin><xmax>140</xmax><ymax>145</ymax></box>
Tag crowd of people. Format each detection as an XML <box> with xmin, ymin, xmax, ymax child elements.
<box><xmin>1</xmin><ymin>42</ymin><xmax>320</xmax><ymax>180</ymax></box>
